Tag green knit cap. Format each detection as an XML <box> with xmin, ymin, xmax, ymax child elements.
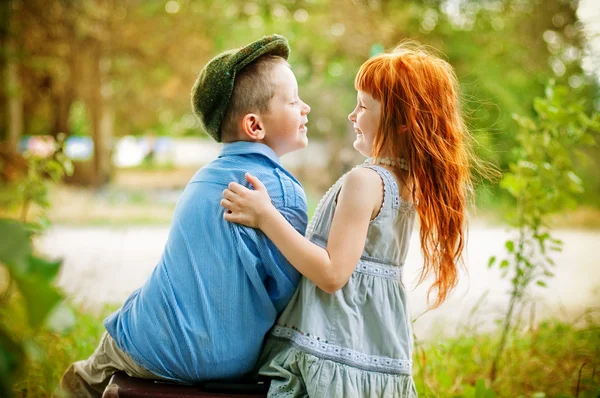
<box><xmin>191</xmin><ymin>34</ymin><xmax>290</xmax><ymax>142</ymax></box>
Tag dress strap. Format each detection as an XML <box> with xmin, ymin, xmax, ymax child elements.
<box><xmin>362</xmin><ymin>165</ymin><xmax>402</xmax><ymax>210</ymax></box>
<box><xmin>362</xmin><ymin>165</ymin><xmax>415</xmax><ymax>213</ymax></box>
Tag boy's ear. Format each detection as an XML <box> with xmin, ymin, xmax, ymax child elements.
<box><xmin>241</xmin><ymin>113</ymin><xmax>265</xmax><ymax>140</ymax></box>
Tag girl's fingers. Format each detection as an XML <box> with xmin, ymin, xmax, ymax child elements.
<box><xmin>223</xmin><ymin>211</ymin><xmax>237</xmax><ymax>222</ymax></box>
<box><xmin>223</xmin><ymin>211</ymin><xmax>251</xmax><ymax>227</ymax></box>
<box><xmin>228</xmin><ymin>181</ymin><xmax>252</xmax><ymax>194</ymax></box>
<box><xmin>220</xmin><ymin>198</ymin><xmax>234</xmax><ymax>210</ymax></box>
<box><xmin>245</xmin><ymin>173</ymin><xmax>267</xmax><ymax>192</ymax></box>
<box><xmin>222</xmin><ymin>189</ymin><xmax>236</xmax><ymax>201</ymax></box>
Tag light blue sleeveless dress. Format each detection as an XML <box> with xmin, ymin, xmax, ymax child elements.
<box><xmin>257</xmin><ymin>164</ymin><xmax>418</xmax><ymax>397</ymax></box>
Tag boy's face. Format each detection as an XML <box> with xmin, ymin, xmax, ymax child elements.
<box><xmin>261</xmin><ymin>63</ymin><xmax>310</xmax><ymax>157</ymax></box>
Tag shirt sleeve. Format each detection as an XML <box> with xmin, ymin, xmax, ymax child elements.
<box><xmin>256</xmin><ymin>203</ymin><xmax>308</xmax><ymax>313</ymax></box>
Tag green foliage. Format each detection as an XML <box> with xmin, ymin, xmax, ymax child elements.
<box><xmin>0</xmin><ymin>135</ymin><xmax>73</xmax><ymax>224</ymax></box>
<box><xmin>5</xmin><ymin>304</ymin><xmax>599</xmax><ymax>397</ymax></box>
<box><xmin>8</xmin><ymin>0</ymin><xmax>599</xmax><ymax>194</ymax></box>
<box><xmin>0</xmin><ymin>220</ymin><xmax>63</xmax><ymax>330</ymax></box>
<box><xmin>489</xmin><ymin>82</ymin><xmax>599</xmax><ymax>380</ymax></box>
<box><xmin>413</xmin><ymin>316</ymin><xmax>600</xmax><ymax>397</ymax></box>
<box><xmin>0</xmin><ymin>219</ymin><xmax>75</xmax><ymax>398</ymax></box>
<box><xmin>0</xmin><ymin>134</ymin><xmax>75</xmax><ymax>396</ymax></box>
<box><xmin>3</xmin><ymin>301</ymin><xmax>108</xmax><ymax>397</ymax></box>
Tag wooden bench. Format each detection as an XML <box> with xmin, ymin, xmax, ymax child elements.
<box><xmin>102</xmin><ymin>372</ymin><xmax>269</xmax><ymax>398</ymax></box>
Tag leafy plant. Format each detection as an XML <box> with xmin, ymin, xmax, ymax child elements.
<box><xmin>0</xmin><ymin>134</ymin><xmax>73</xmax><ymax>225</ymax></box>
<box><xmin>413</xmin><ymin>314</ymin><xmax>599</xmax><ymax>397</ymax></box>
<box><xmin>488</xmin><ymin>82</ymin><xmax>600</xmax><ymax>381</ymax></box>
<box><xmin>0</xmin><ymin>219</ymin><xmax>72</xmax><ymax>397</ymax></box>
<box><xmin>0</xmin><ymin>135</ymin><xmax>74</xmax><ymax>396</ymax></box>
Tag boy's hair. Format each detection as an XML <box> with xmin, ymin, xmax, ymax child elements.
<box><xmin>220</xmin><ymin>55</ymin><xmax>288</xmax><ymax>142</ymax></box>
<box><xmin>355</xmin><ymin>42</ymin><xmax>475</xmax><ymax>309</ymax></box>
<box><xmin>190</xmin><ymin>35</ymin><xmax>290</xmax><ymax>142</ymax></box>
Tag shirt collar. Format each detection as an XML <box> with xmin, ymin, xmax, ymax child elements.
<box><xmin>219</xmin><ymin>141</ymin><xmax>281</xmax><ymax>165</ymax></box>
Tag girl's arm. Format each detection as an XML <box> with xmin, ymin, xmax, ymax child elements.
<box><xmin>222</xmin><ymin>168</ymin><xmax>383</xmax><ymax>293</ymax></box>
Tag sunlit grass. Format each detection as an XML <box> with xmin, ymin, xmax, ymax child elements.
<box><xmin>413</xmin><ymin>312</ymin><xmax>600</xmax><ymax>397</ymax></box>
<box><xmin>0</xmin><ymin>296</ymin><xmax>111</xmax><ymax>397</ymax></box>
<box><xmin>3</xmin><ymin>295</ymin><xmax>599</xmax><ymax>397</ymax></box>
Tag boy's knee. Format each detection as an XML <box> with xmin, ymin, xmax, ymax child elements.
<box><xmin>55</xmin><ymin>363</ymin><xmax>102</xmax><ymax>398</ymax></box>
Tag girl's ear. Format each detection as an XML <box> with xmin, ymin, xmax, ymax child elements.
<box><xmin>241</xmin><ymin>113</ymin><xmax>265</xmax><ymax>140</ymax></box>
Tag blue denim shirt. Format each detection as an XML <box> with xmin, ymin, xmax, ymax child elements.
<box><xmin>104</xmin><ymin>142</ymin><xmax>307</xmax><ymax>383</ymax></box>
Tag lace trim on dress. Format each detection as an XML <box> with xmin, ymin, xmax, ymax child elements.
<box><xmin>271</xmin><ymin>326</ymin><xmax>412</xmax><ymax>375</ymax></box>
<box><xmin>310</xmin><ymin>236</ymin><xmax>403</xmax><ymax>280</ymax></box>
<box><xmin>356</xmin><ymin>257</ymin><xmax>403</xmax><ymax>280</ymax></box>
<box><xmin>305</xmin><ymin>172</ymin><xmax>347</xmax><ymax>238</ymax></box>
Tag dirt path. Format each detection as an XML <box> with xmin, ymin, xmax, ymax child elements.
<box><xmin>39</xmin><ymin>223</ymin><xmax>600</xmax><ymax>339</ymax></box>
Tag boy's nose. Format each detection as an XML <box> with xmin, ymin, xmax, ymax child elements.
<box><xmin>348</xmin><ymin>112</ymin><xmax>355</xmax><ymax>122</ymax></box>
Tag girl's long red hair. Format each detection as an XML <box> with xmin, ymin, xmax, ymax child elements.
<box><xmin>355</xmin><ymin>42</ymin><xmax>472</xmax><ymax>308</ymax></box>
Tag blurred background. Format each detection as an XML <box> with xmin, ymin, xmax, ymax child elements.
<box><xmin>1</xmin><ymin>0</ymin><xmax>599</xmax><ymax>223</ymax></box>
<box><xmin>1</xmin><ymin>0</ymin><xmax>600</xmax><ymax>396</ymax></box>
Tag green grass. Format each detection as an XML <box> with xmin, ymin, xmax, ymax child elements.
<box><xmin>1</xmin><ymin>299</ymin><xmax>112</xmax><ymax>397</ymax></box>
<box><xmin>3</xmin><ymin>298</ymin><xmax>599</xmax><ymax>397</ymax></box>
<box><xmin>413</xmin><ymin>313</ymin><xmax>600</xmax><ymax>397</ymax></box>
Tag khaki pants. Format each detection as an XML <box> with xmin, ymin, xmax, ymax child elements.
<box><xmin>55</xmin><ymin>332</ymin><xmax>168</xmax><ymax>398</ymax></box>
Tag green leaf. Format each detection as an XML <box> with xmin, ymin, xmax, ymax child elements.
<box><xmin>474</xmin><ymin>378</ymin><xmax>496</xmax><ymax>398</ymax></box>
<box><xmin>488</xmin><ymin>256</ymin><xmax>496</xmax><ymax>268</ymax></box>
<box><xmin>475</xmin><ymin>379</ymin><xmax>486</xmax><ymax>397</ymax></box>
<box><xmin>500</xmin><ymin>260</ymin><xmax>509</xmax><ymax>268</ymax></box>
<box><xmin>536</xmin><ymin>280</ymin><xmax>547</xmax><ymax>288</ymax></box>
<box><xmin>499</xmin><ymin>174</ymin><xmax>525</xmax><ymax>197</ymax></box>
<box><xmin>28</xmin><ymin>254</ymin><xmax>62</xmax><ymax>281</ymax></box>
<box><xmin>0</xmin><ymin>328</ymin><xmax>25</xmax><ymax>398</ymax></box>
<box><xmin>11</xmin><ymin>274</ymin><xmax>62</xmax><ymax>330</ymax></box>
<box><xmin>0</xmin><ymin>219</ymin><xmax>32</xmax><ymax>275</ymax></box>
<box><xmin>505</xmin><ymin>240</ymin><xmax>514</xmax><ymax>253</ymax></box>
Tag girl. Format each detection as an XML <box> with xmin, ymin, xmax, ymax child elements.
<box><xmin>221</xmin><ymin>42</ymin><xmax>473</xmax><ymax>397</ymax></box>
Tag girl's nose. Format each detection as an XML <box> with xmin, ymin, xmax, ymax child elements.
<box><xmin>302</xmin><ymin>101</ymin><xmax>311</xmax><ymax>114</ymax></box>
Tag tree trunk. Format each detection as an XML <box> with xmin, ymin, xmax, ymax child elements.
<box><xmin>6</xmin><ymin>42</ymin><xmax>23</xmax><ymax>153</ymax></box>
<box><xmin>52</xmin><ymin>89</ymin><xmax>73</xmax><ymax>138</ymax></box>
<box><xmin>90</xmin><ymin>41</ymin><xmax>110</xmax><ymax>186</ymax></box>
<box><xmin>0</xmin><ymin>0</ymin><xmax>7</xmax><ymax>142</ymax></box>
<box><xmin>3</xmin><ymin>0</ymin><xmax>22</xmax><ymax>153</ymax></box>
<box><xmin>52</xmin><ymin>22</ymin><xmax>78</xmax><ymax>139</ymax></box>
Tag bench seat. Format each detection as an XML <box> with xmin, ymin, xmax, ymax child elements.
<box><xmin>102</xmin><ymin>372</ymin><xmax>269</xmax><ymax>398</ymax></box>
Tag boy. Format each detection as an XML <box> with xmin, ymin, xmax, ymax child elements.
<box><xmin>57</xmin><ymin>34</ymin><xmax>310</xmax><ymax>397</ymax></box>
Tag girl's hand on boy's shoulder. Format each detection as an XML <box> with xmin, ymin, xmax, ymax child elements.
<box><xmin>221</xmin><ymin>173</ymin><xmax>275</xmax><ymax>229</ymax></box>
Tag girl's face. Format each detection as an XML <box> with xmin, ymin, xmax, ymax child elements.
<box><xmin>348</xmin><ymin>90</ymin><xmax>381</xmax><ymax>157</ymax></box>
